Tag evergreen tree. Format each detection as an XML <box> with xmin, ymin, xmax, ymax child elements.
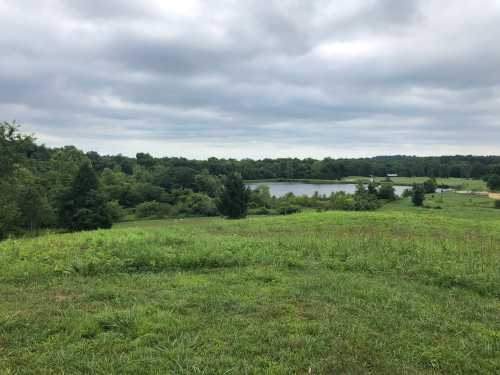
<box><xmin>58</xmin><ymin>162</ymin><xmax>112</xmax><ymax>231</ymax></box>
<box><xmin>378</xmin><ymin>182</ymin><xmax>396</xmax><ymax>200</ymax></box>
<box><xmin>217</xmin><ymin>173</ymin><xmax>250</xmax><ymax>219</ymax></box>
<box><xmin>355</xmin><ymin>180</ymin><xmax>367</xmax><ymax>196</ymax></box>
<box><xmin>411</xmin><ymin>184</ymin><xmax>425</xmax><ymax>207</ymax></box>
<box><xmin>487</xmin><ymin>174</ymin><xmax>500</xmax><ymax>191</ymax></box>
<box><xmin>367</xmin><ymin>181</ymin><xmax>378</xmax><ymax>195</ymax></box>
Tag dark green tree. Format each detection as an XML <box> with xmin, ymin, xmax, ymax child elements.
<box><xmin>217</xmin><ymin>173</ymin><xmax>250</xmax><ymax>219</ymax></box>
<box><xmin>355</xmin><ymin>180</ymin><xmax>367</xmax><ymax>196</ymax></box>
<box><xmin>136</xmin><ymin>152</ymin><xmax>155</xmax><ymax>168</ymax></box>
<box><xmin>411</xmin><ymin>184</ymin><xmax>425</xmax><ymax>207</ymax></box>
<box><xmin>367</xmin><ymin>181</ymin><xmax>378</xmax><ymax>195</ymax></box>
<box><xmin>423</xmin><ymin>178</ymin><xmax>437</xmax><ymax>194</ymax></box>
<box><xmin>378</xmin><ymin>182</ymin><xmax>396</xmax><ymax>200</ymax></box>
<box><xmin>487</xmin><ymin>174</ymin><xmax>500</xmax><ymax>191</ymax></box>
<box><xmin>0</xmin><ymin>122</ymin><xmax>36</xmax><ymax>239</ymax></box>
<box><xmin>194</xmin><ymin>169</ymin><xmax>222</xmax><ymax>197</ymax></box>
<box><xmin>58</xmin><ymin>162</ymin><xmax>112</xmax><ymax>231</ymax></box>
<box><xmin>17</xmin><ymin>177</ymin><xmax>55</xmax><ymax>232</ymax></box>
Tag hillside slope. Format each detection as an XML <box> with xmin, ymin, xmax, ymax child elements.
<box><xmin>1</xmin><ymin>194</ymin><xmax>499</xmax><ymax>374</ymax></box>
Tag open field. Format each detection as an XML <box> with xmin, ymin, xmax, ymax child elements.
<box><xmin>344</xmin><ymin>176</ymin><xmax>489</xmax><ymax>191</ymax></box>
<box><xmin>380</xmin><ymin>191</ymin><xmax>500</xmax><ymax>221</ymax></box>
<box><xmin>1</xmin><ymin>193</ymin><xmax>500</xmax><ymax>374</ymax></box>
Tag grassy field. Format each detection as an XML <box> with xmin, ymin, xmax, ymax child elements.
<box><xmin>1</xmin><ymin>193</ymin><xmax>500</xmax><ymax>374</ymax></box>
<box><xmin>343</xmin><ymin>177</ymin><xmax>489</xmax><ymax>191</ymax></box>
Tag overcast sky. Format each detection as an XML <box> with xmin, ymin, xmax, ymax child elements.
<box><xmin>1</xmin><ymin>0</ymin><xmax>500</xmax><ymax>159</ymax></box>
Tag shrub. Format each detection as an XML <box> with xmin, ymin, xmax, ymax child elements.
<box><xmin>135</xmin><ymin>201</ymin><xmax>173</xmax><ymax>219</ymax></box>
<box><xmin>487</xmin><ymin>174</ymin><xmax>500</xmax><ymax>191</ymax></box>
<box><xmin>378</xmin><ymin>182</ymin><xmax>396</xmax><ymax>200</ymax></box>
<box><xmin>249</xmin><ymin>185</ymin><xmax>272</xmax><ymax>208</ymax></box>
<box><xmin>401</xmin><ymin>189</ymin><xmax>412</xmax><ymax>198</ymax></box>
<box><xmin>106</xmin><ymin>200</ymin><xmax>126</xmax><ymax>222</ymax></box>
<box><xmin>176</xmin><ymin>193</ymin><xmax>217</xmax><ymax>217</ymax></box>
<box><xmin>411</xmin><ymin>184</ymin><xmax>425</xmax><ymax>207</ymax></box>
<box><xmin>327</xmin><ymin>192</ymin><xmax>356</xmax><ymax>210</ymax></box>
<box><xmin>423</xmin><ymin>178</ymin><xmax>437</xmax><ymax>194</ymax></box>
<box><xmin>494</xmin><ymin>200</ymin><xmax>500</xmax><ymax>209</ymax></box>
<box><xmin>249</xmin><ymin>207</ymin><xmax>276</xmax><ymax>215</ymax></box>
<box><xmin>277</xmin><ymin>204</ymin><xmax>301</xmax><ymax>215</ymax></box>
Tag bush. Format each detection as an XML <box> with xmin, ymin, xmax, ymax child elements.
<box><xmin>411</xmin><ymin>185</ymin><xmax>425</xmax><ymax>207</ymax></box>
<box><xmin>277</xmin><ymin>204</ymin><xmax>301</xmax><ymax>215</ymax></box>
<box><xmin>378</xmin><ymin>182</ymin><xmax>396</xmax><ymax>200</ymax></box>
<box><xmin>327</xmin><ymin>192</ymin><xmax>356</xmax><ymax>210</ymax></box>
<box><xmin>423</xmin><ymin>178</ymin><xmax>437</xmax><ymax>194</ymax></box>
<box><xmin>135</xmin><ymin>201</ymin><xmax>173</xmax><ymax>219</ymax></box>
<box><xmin>176</xmin><ymin>193</ymin><xmax>218</xmax><ymax>217</ymax></box>
<box><xmin>487</xmin><ymin>174</ymin><xmax>500</xmax><ymax>191</ymax></box>
<box><xmin>249</xmin><ymin>207</ymin><xmax>276</xmax><ymax>215</ymax></box>
<box><xmin>401</xmin><ymin>189</ymin><xmax>412</xmax><ymax>198</ymax></box>
<box><xmin>494</xmin><ymin>200</ymin><xmax>500</xmax><ymax>209</ymax></box>
<box><xmin>249</xmin><ymin>185</ymin><xmax>272</xmax><ymax>208</ymax></box>
<box><xmin>106</xmin><ymin>200</ymin><xmax>126</xmax><ymax>222</ymax></box>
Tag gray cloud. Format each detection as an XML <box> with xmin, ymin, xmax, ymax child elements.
<box><xmin>1</xmin><ymin>0</ymin><xmax>500</xmax><ymax>158</ymax></box>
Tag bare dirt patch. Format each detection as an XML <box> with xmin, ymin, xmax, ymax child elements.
<box><xmin>54</xmin><ymin>292</ymin><xmax>81</xmax><ymax>302</ymax></box>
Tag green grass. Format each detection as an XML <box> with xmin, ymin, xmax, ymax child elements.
<box><xmin>344</xmin><ymin>176</ymin><xmax>488</xmax><ymax>191</ymax></box>
<box><xmin>1</xmin><ymin>194</ymin><xmax>500</xmax><ymax>374</ymax></box>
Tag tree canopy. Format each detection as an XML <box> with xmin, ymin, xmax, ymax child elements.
<box><xmin>3</xmin><ymin>121</ymin><xmax>500</xmax><ymax>238</ymax></box>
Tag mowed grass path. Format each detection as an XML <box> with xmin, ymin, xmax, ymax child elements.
<box><xmin>1</xmin><ymin>195</ymin><xmax>500</xmax><ymax>374</ymax></box>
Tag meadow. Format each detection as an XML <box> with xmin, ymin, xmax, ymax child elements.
<box><xmin>344</xmin><ymin>177</ymin><xmax>489</xmax><ymax>191</ymax></box>
<box><xmin>1</xmin><ymin>192</ymin><xmax>499</xmax><ymax>374</ymax></box>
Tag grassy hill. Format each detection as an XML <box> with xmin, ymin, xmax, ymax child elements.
<box><xmin>1</xmin><ymin>193</ymin><xmax>499</xmax><ymax>374</ymax></box>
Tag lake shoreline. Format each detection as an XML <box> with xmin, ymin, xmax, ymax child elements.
<box><xmin>244</xmin><ymin>178</ymin><xmax>412</xmax><ymax>186</ymax></box>
<box><xmin>246</xmin><ymin>181</ymin><xmax>412</xmax><ymax>198</ymax></box>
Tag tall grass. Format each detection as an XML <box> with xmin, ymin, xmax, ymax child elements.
<box><xmin>1</xmin><ymin>195</ymin><xmax>499</xmax><ymax>374</ymax></box>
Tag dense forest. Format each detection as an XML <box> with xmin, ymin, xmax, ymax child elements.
<box><xmin>2</xmin><ymin>121</ymin><xmax>500</xmax><ymax>239</ymax></box>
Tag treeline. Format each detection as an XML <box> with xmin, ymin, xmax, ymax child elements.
<box><xmin>89</xmin><ymin>153</ymin><xmax>500</xmax><ymax>181</ymax></box>
<box><xmin>2</xmin><ymin>121</ymin><xmax>500</xmax><ymax>239</ymax></box>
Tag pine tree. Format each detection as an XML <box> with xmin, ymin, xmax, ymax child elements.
<box><xmin>487</xmin><ymin>174</ymin><xmax>500</xmax><ymax>191</ymax></box>
<box><xmin>411</xmin><ymin>184</ymin><xmax>425</xmax><ymax>207</ymax></box>
<box><xmin>217</xmin><ymin>173</ymin><xmax>250</xmax><ymax>219</ymax></box>
<box><xmin>58</xmin><ymin>162</ymin><xmax>112</xmax><ymax>231</ymax></box>
<box><xmin>378</xmin><ymin>182</ymin><xmax>396</xmax><ymax>201</ymax></box>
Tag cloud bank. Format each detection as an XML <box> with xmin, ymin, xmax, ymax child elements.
<box><xmin>1</xmin><ymin>0</ymin><xmax>500</xmax><ymax>158</ymax></box>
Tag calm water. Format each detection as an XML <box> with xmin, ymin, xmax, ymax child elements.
<box><xmin>246</xmin><ymin>182</ymin><xmax>411</xmax><ymax>198</ymax></box>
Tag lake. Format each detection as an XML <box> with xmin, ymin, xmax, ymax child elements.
<box><xmin>246</xmin><ymin>182</ymin><xmax>411</xmax><ymax>198</ymax></box>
